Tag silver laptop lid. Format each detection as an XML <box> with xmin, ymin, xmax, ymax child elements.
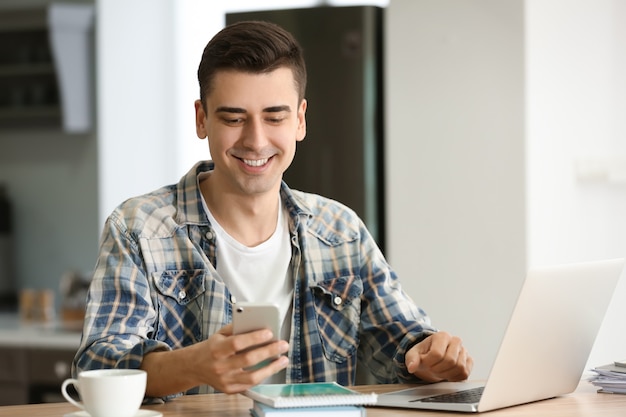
<box><xmin>478</xmin><ymin>258</ymin><xmax>623</xmax><ymax>411</ymax></box>
<box><xmin>375</xmin><ymin>258</ymin><xmax>624</xmax><ymax>413</ymax></box>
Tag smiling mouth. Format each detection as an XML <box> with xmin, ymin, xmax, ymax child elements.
<box><xmin>241</xmin><ymin>157</ymin><xmax>270</xmax><ymax>167</ymax></box>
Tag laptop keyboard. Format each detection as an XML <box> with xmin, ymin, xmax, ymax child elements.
<box><xmin>413</xmin><ymin>386</ymin><xmax>485</xmax><ymax>404</ymax></box>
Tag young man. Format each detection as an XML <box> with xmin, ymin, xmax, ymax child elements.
<box><xmin>74</xmin><ymin>21</ymin><xmax>472</xmax><ymax>399</ymax></box>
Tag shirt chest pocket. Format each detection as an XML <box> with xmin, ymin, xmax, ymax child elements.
<box><xmin>311</xmin><ymin>275</ymin><xmax>363</xmax><ymax>362</ymax></box>
<box><xmin>152</xmin><ymin>270</ymin><xmax>207</xmax><ymax>348</ymax></box>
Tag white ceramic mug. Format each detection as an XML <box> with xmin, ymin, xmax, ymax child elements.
<box><xmin>61</xmin><ymin>369</ymin><xmax>147</xmax><ymax>417</ymax></box>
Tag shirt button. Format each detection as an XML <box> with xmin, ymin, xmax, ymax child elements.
<box><xmin>205</xmin><ymin>231</ymin><xmax>214</xmax><ymax>240</ymax></box>
<box><xmin>178</xmin><ymin>290</ymin><xmax>186</xmax><ymax>300</ymax></box>
<box><xmin>333</xmin><ymin>296</ymin><xmax>343</xmax><ymax>306</ymax></box>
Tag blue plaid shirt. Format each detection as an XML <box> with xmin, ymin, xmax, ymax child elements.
<box><xmin>74</xmin><ymin>161</ymin><xmax>437</xmax><ymax>395</ymax></box>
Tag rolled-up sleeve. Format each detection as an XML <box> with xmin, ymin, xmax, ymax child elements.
<box><xmin>73</xmin><ymin>212</ymin><xmax>170</xmax><ymax>375</ymax></box>
<box><xmin>357</xmin><ymin>223</ymin><xmax>438</xmax><ymax>383</ymax></box>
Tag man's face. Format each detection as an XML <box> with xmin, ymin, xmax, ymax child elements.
<box><xmin>195</xmin><ymin>67</ymin><xmax>307</xmax><ymax>198</ymax></box>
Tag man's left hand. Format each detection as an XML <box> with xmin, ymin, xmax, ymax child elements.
<box><xmin>405</xmin><ymin>331</ymin><xmax>473</xmax><ymax>382</ymax></box>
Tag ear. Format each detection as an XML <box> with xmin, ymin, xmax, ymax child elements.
<box><xmin>296</xmin><ymin>99</ymin><xmax>307</xmax><ymax>142</ymax></box>
<box><xmin>194</xmin><ymin>100</ymin><xmax>208</xmax><ymax>139</ymax></box>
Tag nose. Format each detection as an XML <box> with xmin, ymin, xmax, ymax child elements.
<box><xmin>240</xmin><ymin>116</ymin><xmax>268</xmax><ymax>150</ymax></box>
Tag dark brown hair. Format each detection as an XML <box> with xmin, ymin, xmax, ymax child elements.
<box><xmin>197</xmin><ymin>20</ymin><xmax>307</xmax><ymax>109</ymax></box>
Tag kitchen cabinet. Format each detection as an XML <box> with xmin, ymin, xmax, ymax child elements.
<box><xmin>0</xmin><ymin>346</ymin><xmax>76</xmax><ymax>405</ymax></box>
<box><xmin>0</xmin><ymin>8</ymin><xmax>61</xmax><ymax>129</ymax></box>
<box><xmin>0</xmin><ymin>2</ymin><xmax>94</xmax><ymax>132</ymax></box>
<box><xmin>27</xmin><ymin>347</ymin><xmax>76</xmax><ymax>403</ymax></box>
<box><xmin>0</xmin><ymin>346</ymin><xmax>28</xmax><ymax>405</ymax></box>
<box><xmin>0</xmin><ymin>314</ymin><xmax>81</xmax><ymax>405</ymax></box>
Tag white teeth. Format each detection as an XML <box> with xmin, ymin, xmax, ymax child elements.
<box><xmin>243</xmin><ymin>158</ymin><xmax>269</xmax><ymax>167</ymax></box>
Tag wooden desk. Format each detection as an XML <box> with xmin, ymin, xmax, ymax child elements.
<box><xmin>1</xmin><ymin>380</ymin><xmax>624</xmax><ymax>417</ymax></box>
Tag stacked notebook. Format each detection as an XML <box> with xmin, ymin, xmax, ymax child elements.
<box><xmin>244</xmin><ymin>382</ymin><xmax>377</xmax><ymax>416</ymax></box>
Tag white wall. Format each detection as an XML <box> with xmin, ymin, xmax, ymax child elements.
<box><xmin>97</xmin><ymin>0</ymin><xmax>179</xmax><ymax>224</ymax></box>
<box><xmin>525</xmin><ymin>0</ymin><xmax>626</xmax><ymax>371</ymax></box>
<box><xmin>386</xmin><ymin>0</ymin><xmax>626</xmax><ymax>379</ymax></box>
<box><xmin>386</xmin><ymin>0</ymin><xmax>527</xmax><ymax>380</ymax></box>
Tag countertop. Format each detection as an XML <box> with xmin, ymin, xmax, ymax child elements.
<box><xmin>0</xmin><ymin>313</ymin><xmax>82</xmax><ymax>349</ymax></box>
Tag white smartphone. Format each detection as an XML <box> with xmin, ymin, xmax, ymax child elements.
<box><xmin>232</xmin><ymin>302</ymin><xmax>282</xmax><ymax>370</ymax></box>
<box><xmin>232</xmin><ymin>302</ymin><xmax>282</xmax><ymax>341</ymax></box>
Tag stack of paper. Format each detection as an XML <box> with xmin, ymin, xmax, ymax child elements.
<box><xmin>589</xmin><ymin>363</ymin><xmax>626</xmax><ymax>394</ymax></box>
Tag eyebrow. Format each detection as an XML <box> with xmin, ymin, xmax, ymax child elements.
<box><xmin>215</xmin><ymin>105</ymin><xmax>292</xmax><ymax>114</ymax></box>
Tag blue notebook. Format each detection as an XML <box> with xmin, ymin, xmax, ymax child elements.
<box><xmin>251</xmin><ymin>401</ymin><xmax>366</xmax><ymax>417</ymax></box>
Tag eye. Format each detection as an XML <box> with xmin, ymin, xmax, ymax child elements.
<box><xmin>265</xmin><ymin>113</ymin><xmax>287</xmax><ymax>124</ymax></box>
<box><xmin>222</xmin><ymin>116</ymin><xmax>244</xmax><ymax>126</ymax></box>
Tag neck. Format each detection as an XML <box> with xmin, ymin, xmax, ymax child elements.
<box><xmin>200</xmin><ymin>176</ymin><xmax>280</xmax><ymax>247</ymax></box>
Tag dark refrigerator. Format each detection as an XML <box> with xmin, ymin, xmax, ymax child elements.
<box><xmin>227</xmin><ymin>6</ymin><xmax>386</xmax><ymax>252</ymax></box>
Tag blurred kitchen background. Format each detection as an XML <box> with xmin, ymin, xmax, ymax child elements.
<box><xmin>1</xmin><ymin>0</ymin><xmax>625</xmax><ymax>406</ymax></box>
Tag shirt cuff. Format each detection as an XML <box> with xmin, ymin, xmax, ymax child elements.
<box><xmin>393</xmin><ymin>330</ymin><xmax>438</xmax><ymax>383</ymax></box>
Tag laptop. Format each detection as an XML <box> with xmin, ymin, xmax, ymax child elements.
<box><xmin>375</xmin><ymin>258</ymin><xmax>624</xmax><ymax>412</ymax></box>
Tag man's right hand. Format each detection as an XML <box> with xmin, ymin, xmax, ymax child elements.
<box><xmin>141</xmin><ymin>323</ymin><xmax>289</xmax><ymax>397</ymax></box>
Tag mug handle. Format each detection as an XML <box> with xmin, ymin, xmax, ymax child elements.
<box><xmin>61</xmin><ymin>378</ymin><xmax>84</xmax><ymax>410</ymax></box>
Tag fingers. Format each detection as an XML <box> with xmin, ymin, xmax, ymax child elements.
<box><xmin>407</xmin><ymin>332</ymin><xmax>473</xmax><ymax>382</ymax></box>
<box><xmin>233</xmin><ymin>338</ymin><xmax>290</xmax><ymax>371</ymax></box>
<box><xmin>202</xmin><ymin>328</ymin><xmax>290</xmax><ymax>394</ymax></box>
<box><xmin>429</xmin><ymin>340</ymin><xmax>472</xmax><ymax>381</ymax></box>
<box><xmin>219</xmin><ymin>352</ymin><xmax>289</xmax><ymax>394</ymax></box>
<box><xmin>420</xmin><ymin>332</ymin><xmax>462</xmax><ymax>369</ymax></box>
<box><xmin>212</xmin><ymin>327</ymin><xmax>278</xmax><ymax>362</ymax></box>
<box><xmin>231</xmin><ymin>328</ymin><xmax>275</xmax><ymax>354</ymax></box>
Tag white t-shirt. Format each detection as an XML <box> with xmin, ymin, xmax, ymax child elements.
<box><xmin>202</xmin><ymin>191</ymin><xmax>293</xmax><ymax>383</ymax></box>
